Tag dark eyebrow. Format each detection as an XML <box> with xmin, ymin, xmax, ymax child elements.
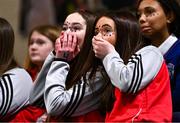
<box><xmin>63</xmin><ymin>23</ymin><xmax>68</xmax><ymax>26</ymax></box>
<box><xmin>95</xmin><ymin>27</ymin><xmax>99</xmax><ymax>30</ymax></box>
<box><xmin>138</xmin><ymin>6</ymin><xmax>154</xmax><ymax>11</ymax></box>
<box><xmin>71</xmin><ymin>23</ymin><xmax>82</xmax><ymax>26</ymax></box>
<box><xmin>144</xmin><ymin>6</ymin><xmax>155</xmax><ymax>10</ymax></box>
<box><xmin>102</xmin><ymin>24</ymin><xmax>112</xmax><ymax>28</ymax></box>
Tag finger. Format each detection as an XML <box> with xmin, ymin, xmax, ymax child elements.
<box><xmin>74</xmin><ymin>44</ymin><xmax>80</xmax><ymax>57</ymax></box>
<box><xmin>55</xmin><ymin>38</ymin><xmax>62</xmax><ymax>51</ymax></box>
<box><xmin>72</xmin><ymin>34</ymin><xmax>78</xmax><ymax>51</ymax></box>
<box><xmin>63</xmin><ymin>32</ymin><xmax>68</xmax><ymax>48</ymax></box>
<box><xmin>92</xmin><ymin>37</ymin><xmax>97</xmax><ymax>45</ymax></box>
<box><xmin>94</xmin><ymin>50</ymin><xmax>99</xmax><ymax>58</ymax></box>
<box><xmin>92</xmin><ymin>42</ymin><xmax>99</xmax><ymax>53</ymax></box>
<box><xmin>94</xmin><ymin>49</ymin><xmax>97</xmax><ymax>54</ymax></box>
<box><xmin>93</xmin><ymin>36</ymin><xmax>104</xmax><ymax>42</ymax></box>
<box><xmin>55</xmin><ymin>37</ymin><xmax>60</xmax><ymax>44</ymax></box>
<box><xmin>68</xmin><ymin>33</ymin><xmax>73</xmax><ymax>48</ymax></box>
<box><xmin>60</xmin><ymin>31</ymin><xmax>64</xmax><ymax>36</ymax></box>
<box><xmin>93</xmin><ymin>46</ymin><xmax>98</xmax><ymax>53</ymax></box>
<box><xmin>77</xmin><ymin>45</ymin><xmax>80</xmax><ymax>52</ymax></box>
<box><xmin>92</xmin><ymin>38</ymin><xmax>99</xmax><ymax>49</ymax></box>
<box><xmin>60</xmin><ymin>31</ymin><xmax>64</xmax><ymax>40</ymax></box>
<box><xmin>55</xmin><ymin>38</ymin><xmax>63</xmax><ymax>57</ymax></box>
<box><xmin>59</xmin><ymin>33</ymin><xmax>64</xmax><ymax>47</ymax></box>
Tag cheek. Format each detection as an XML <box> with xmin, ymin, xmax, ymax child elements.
<box><xmin>76</xmin><ymin>31</ymin><xmax>86</xmax><ymax>48</ymax></box>
<box><xmin>28</xmin><ymin>46</ymin><xmax>33</xmax><ymax>54</ymax></box>
<box><xmin>28</xmin><ymin>46</ymin><xmax>31</xmax><ymax>52</ymax></box>
<box><xmin>42</xmin><ymin>45</ymin><xmax>54</xmax><ymax>54</ymax></box>
<box><xmin>149</xmin><ymin>18</ymin><xmax>167</xmax><ymax>33</ymax></box>
<box><xmin>38</xmin><ymin>48</ymin><xmax>52</xmax><ymax>61</ymax></box>
<box><xmin>103</xmin><ymin>34</ymin><xmax>116</xmax><ymax>45</ymax></box>
<box><xmin>148</xmin><ymin>13</ymin><xmax>166</xmax><ymax>26</ymax></box>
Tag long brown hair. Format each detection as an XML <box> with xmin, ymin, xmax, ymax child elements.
<box><xmin>93</xmin><ymin>10</ymin><xmax>147</xmax><ymax>113</ymax></box>
<box><xmin>64</xmin><ymin>9</ymin><xmax>97</xmax><ymax>89</ymax></box>
<box><xmin>0</xmin><ymin>17</ymin><xmax>18</xmax><ymax>75</ymax></box>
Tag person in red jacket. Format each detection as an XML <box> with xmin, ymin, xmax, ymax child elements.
<box><xmin>92</xmin><ymin>10</ymin><xmax>172</xmax><ymax>122</ymax></box>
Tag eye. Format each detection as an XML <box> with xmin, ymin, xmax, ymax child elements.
<box><xmin>71</xmin><ymin>26</ymin><xmax>81</xmax><ymax>32</ymax></box>
<box><xmin>94</xmin><ymin>29</ymin><xmax>99</xmax><ymax>36</ymax></box>
<box><xmin>136</xmin><ymin>12</ymin><xmax>141</xmax><ymax>19</ymax></box>
<box><xmin>29</xmin><ymin>39</ymin><xmax>34</xmax><ymax>45</ymax></box>
<box><xmin>104</xmin><ymin>28</ymin><xmax>111</xmax><ymax>33</ymax></box>
<box><xmin>36</xmin><ymin>39</ymin><xmax>45</xmax><ymax>45</ymax></box>
<box><xmin>62</xmin><ymin>26</ymin><xmax>68</xmax><ymax>31</ymax></box>
<box><xmin>102</xmin><ymin>27</ymin><xmax>113</xmax><ymax>35</ymax></box>
<box><xmin>144</xmin><ymin>8</ymin><xmax>155</xmax><ymax>17</ymax></box>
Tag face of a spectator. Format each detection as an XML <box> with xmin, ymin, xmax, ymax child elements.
<box><xmin>94</xmin><ymin>16</ymin><xmax>117</xmax><ymax>45</ymax></box>
<box><xmin>137</xmin><ymin>0</ymin><xmax>171</xmax><ymax>40</ymax></box>
<box><xmin>29</xmin><ymin>31</ymin><xmax>54</xmax><ymax>67</ymax></box>
<box><xmin>62</xmin><ymin>12</ymin><xmax>87</xmax><ymax>48</ymax></box>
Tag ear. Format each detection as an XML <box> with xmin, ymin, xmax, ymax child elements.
<box><xmin>167</xmin><ymin>11</ymin><xmax>175</xmax><ymax>24</ymax></box>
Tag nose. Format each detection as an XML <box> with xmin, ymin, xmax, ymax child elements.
<box><xmin>64</xmin><ymin>28</ymin><xmax>71</xmax><ymax>33</ymax></box>
<box><xmin>96</xmin><ymin>31</ymin><xmax>103</xmax><ymax>38</ymax></box>
<box><xmin>29</xmin><ymin>43</ymin><xmax>38</xmax><ymax>50</ymax></box>
<box><xmin>139</xmin><ymin>14</ymin><xmax>146</xmax><ymax>24</ymax></box>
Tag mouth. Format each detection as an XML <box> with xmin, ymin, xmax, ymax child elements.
<box><xmin>30</xmin><ymin>53</ymin><xmax>39</xmax><ymax>56</ymax></box>
<box><xmin>141</xmin><ymin>26</ymin><xmax>151</xmax><ymax>33</ymax></box>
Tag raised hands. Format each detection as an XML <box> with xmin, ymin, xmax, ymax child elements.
<box><xmin>55</xmin><ymin>32</ymin><xmax>80</xmax><ymax>61</ymax></box>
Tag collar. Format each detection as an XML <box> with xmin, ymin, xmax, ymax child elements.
<box><xmin>159</xmin><ymin>34</ymin><xmax>178</xmax><ymax>55</ymax></box>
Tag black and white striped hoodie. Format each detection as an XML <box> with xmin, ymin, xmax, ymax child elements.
<box><xmin>29</xmin><ymin>52</ymin><xmax>104</xmax><ymax>117</ymax></box>
<box><xmin>0</xmin><ymin>68</ymin><xmax>33</xmax><ymax>120</ymax></box>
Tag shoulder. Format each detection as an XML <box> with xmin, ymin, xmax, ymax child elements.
<box><xmin>4</xmin><ymin>67</ymin><xmax>33</xmax><ymax>85</ymax></box>
<box><xmin>0</xmin><ymin>68</ymin><xmax>33</xmax><ymax>117</ymax></box>
<box><xmin>174</xmin><ymin>39</ymin><xmax>180</xmax><ymax>54</ymax></box>
<box><xmin>136</xmin><ymin>45</ymin><xmax>163</xmax><ymax>58</ymax></box>
<box><xmin>170</xmin><ymin>38</ymin><xmax>180</xmax><ymax>53</ymax></box>
<box><xmin>134</xmin><ymin>45</ymin><xmax>164</xmax><ymax>65</ymax></box>
<box><xmin>165</xmin><ymin>39</ymin><xmax>180</xmax><ymax>63</ymax></box>
<box><xmin>134</xmin><ymin>46</ymin><xmax>164</xmax><ymax>79</ymax></box>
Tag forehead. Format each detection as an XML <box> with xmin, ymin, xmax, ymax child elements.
<box><xmin>30</xmin><ymin>31</ymin><xmax>50</xmax><ymax>41</ymax></box>
<box><xmin>31</xmin><ymin>31</ymin><xmax>43</xmax><ymax>37</ymax></box>
<box><xmin>96</xmin><ymin>16</ymin><xmax>115</xmax><ymax>27</ymax></box>
<box><xmin>65</xmin><ymin>12</ymin><xmax>86</xmax><ymax>25</ymax></box>
<box><xmin>138</xmin><ymin>0</ymin><xmax>162</xmax><ymax>10</ymax></box>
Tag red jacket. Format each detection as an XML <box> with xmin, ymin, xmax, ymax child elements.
<box><xmin>9</xmin><ymin>105</ymin><xmax>45</xmax><ymax>122</ymax></box>
<box><xmin>48</xmin><ymin>110</ymin><xmax>105</xmax><ymax>122</ymax></box>
<box><xmin>106</xmin><ymin>62</ymin><xmax>172</xmax><ymax>122</ymax></box>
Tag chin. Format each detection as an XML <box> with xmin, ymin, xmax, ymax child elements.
<box><xmin>142</xmin><ymin>31</ymin><xmax>153</xmax><ymax>37</ymax></box>
<box><xmin>31</xmin><ymin>60</ymin><xmax>42</xmax><ymax>65</ymax></box>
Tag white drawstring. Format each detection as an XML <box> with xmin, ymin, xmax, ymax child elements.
<box><xmin>132</xmin><ymin>108</ymin><xmax>142</xmax><ymax>122</ymax></box>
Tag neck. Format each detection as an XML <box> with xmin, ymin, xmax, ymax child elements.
<box><xmin>151</xmin><ymin>31</ymin><xmax>170</xmax><ymax>47</ymax></box>
<box><xmin>37</xmin><ymin>65</ymin><xmax>42</xmax><ymax>72</ymax></box>
<box><xmin>35</xmin><ymin>61</ymin><xmax>43</xmax><ymax>71</ymax></box>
